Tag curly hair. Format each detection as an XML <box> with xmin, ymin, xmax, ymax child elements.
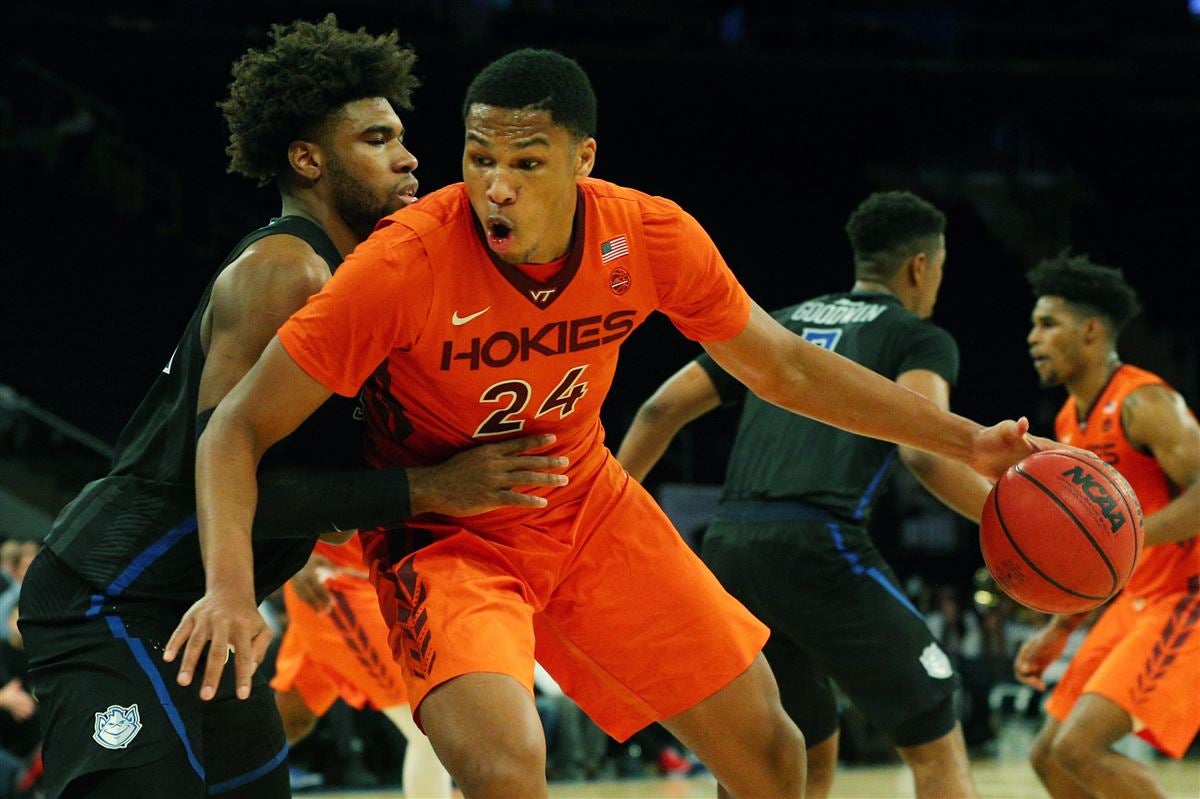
<box><xmin>845</xmin><ymin>191</ymin><xmax>947</xmax><ymax>280</ymax></box>
<box><xmin>1027</xmin><ymin>251</ymin><xmax>1141</xmax><ymax>333</ymax></box>
<box><xmin>462</xmin><ymin>49</ymin><xmax>596</xmax><ymax>140</ymax></box>
<box><xmin>221</xmin><ymin>14</ymin><xmax>419</xmax><ymax>186</ymax></box>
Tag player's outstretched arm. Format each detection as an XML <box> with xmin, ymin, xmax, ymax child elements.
<box><xmin>702</xmin><ymin>302</ymin><xmax>1051</xmax><ymax>480</ymax></box>
<box><xmin>166</xmin><ymin>337</ymin><xmax>333</xmax><ymax>702</ymax></box>
<box><xmin>895</xmin><ymin>369</ymin><xmax>994</xmax><ymax>522</ymax></box>
<box><xmin>615</xmin><ymin>361</ymin><xmax>722</xmax><ymax>482</ymax></box>
<box><xmin>1124</xmin><ymin>384</ymin><xmax>1200</xmax><ymax>546</ymax></box>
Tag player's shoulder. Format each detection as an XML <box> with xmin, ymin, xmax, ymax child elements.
<box><xmin>221</xmin><ymin>232</ymin><xmax>331</xmax><ymax>295</ymax></box>
<box><xmin>1114</xmin><ymin>364</ymin><xmax>1169</xmax><ymax>395</ymax></box>
<box><xmin>375</xmin><ymin>183</ymin><xmax>471</xmax><ymax>241</ymax></box>
<box><xmin>580</xmin><ymin>177</ymin><xmax>685</xmax><ymax>217</ymax></box>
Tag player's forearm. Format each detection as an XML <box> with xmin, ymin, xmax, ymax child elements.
<box><xmin>1143</xmin><ymin>480</ymin><xmax>1200</xmax><ymax>546</ymax></box>
<box><xmin>195</xmin><ymin>409</ymin><xmax>265</xmax><ymax>601</ymax></box>
<box><xmin>757</xmin><ymin>338</ymin><xmax>983</xmax><ymax>463</ymax></box>
<box><xmin>900</xmin><ymin>448</ymin><xmax>991</xmax><ymax>523</ymax></box>
<box><xmin>616</xmin><ymin>411</ymin><xmax>685</xmax><ymax>482</ymax></box>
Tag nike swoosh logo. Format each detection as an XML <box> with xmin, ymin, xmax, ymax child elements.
<box><xmin>452</xmin><ymin>307</ymin><xmax>492</xmax><ymax>325</ymax></box>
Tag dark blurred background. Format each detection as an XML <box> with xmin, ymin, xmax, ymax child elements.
<box><xmin>2</xmin><ymin>0</ymin><xmax>1198</xmax><ymax>567</ymax></box>
<box><xmin>2</xmin><ymin>1</ymin><xmax>1199</xmax><ymax>785</ymax></box>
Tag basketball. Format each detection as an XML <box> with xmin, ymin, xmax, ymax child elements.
<box><xmin>980</xmin><ymin>450</ymin><xmax>1144</xmax><ymax>614</ymax></box>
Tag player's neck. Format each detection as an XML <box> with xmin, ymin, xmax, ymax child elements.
<box><xmin>1068</xmin><ymin>355</ymin><xmax>1122</xmax><ymax>417</ymax></box>
<box><xmin>279</xmin><ymin>195</ymin><xmax>362</xmax><ymax>258</ymax></box>
<box><xmin>852</xmin><ymin>280</ymin><xmax>896</xmax><ymax>297</ymax></box>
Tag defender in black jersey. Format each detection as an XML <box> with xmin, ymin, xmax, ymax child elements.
<box><xmin>618</xmin><ymin>192</ymin><xmax>995</xmax><ymax>799</ymax></box>
<box><xmin>19</xmin><ymin>18</ymin><xmax>566</xmax><ymax>799</ymax></box>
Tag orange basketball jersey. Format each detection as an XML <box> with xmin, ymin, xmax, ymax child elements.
<box><xmin>1056</xmin><ymin>364</ymin><xmax>1199</xmax><ymax>598</ymax></box>
<box><xmin>311</xmin><ymin>535</ymin><xmax>366</xmax><ymax>572</ymax></box>
<box><xmin>278</xmin><ymin>178</ymin><xmax>751</xmax><ymax>525</ymax></box>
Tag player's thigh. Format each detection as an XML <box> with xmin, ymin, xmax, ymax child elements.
<box><xmin>533</xmin><ymin>479</ymin><xmax>768</xmax><ymax>742</ymax></box>
<box><xmin>738</xmin><ymin>520</ymin><xmax>959</xmax><ymax>736</ymax></box>
<box><xmin>20</xmin><ymin>561</ymin><xmax>208</xmax><ymax>795</ymax></box>
<box><xmin>201</xmin><ymin>682</ymin><xmax>290</xmax><ymax>798</ymax></box>
<box><xmin>762</xmin><ymin>632</ymin><xmax>839</xmax><ymax>746</ymax></box>
<box><xmin>368</xmin><ymin>532</ymin><xmax>539</xmax><ymax>721</ymax></box>
<box><xmin>1075</xmin><ymin>591</ymin><xmax>1200</xmax><ymax>758</ymax></box>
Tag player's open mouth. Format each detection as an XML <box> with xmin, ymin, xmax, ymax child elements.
<box><xmin>487</xmin><ymin>221</ymin><xmax>514</xmax><ymax>253</ymax></box>
<box><xmin>397</xmin><ymin>182</ymin><xmax>419</xmax><ymax>206</ymax></box>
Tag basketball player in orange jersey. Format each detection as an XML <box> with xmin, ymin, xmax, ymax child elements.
<box><xmin>272</xmin><ymin>539</ymin><xmax>451</xmax><ymax>799</ymax></box>
<box><xmin>170</xmin><ymin>49</ymin><xmax>1058</xmax><ymax>799</ymax></box>
<box><xmin>1014</xmin><ymin>253</ymin><xmax>1200</xmax><ymax>799</ymax></box>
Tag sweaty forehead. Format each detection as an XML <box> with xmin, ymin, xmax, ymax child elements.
<box><xmin>464</xmin><ymin>104</ymin><xmax>560</xmax><ymax>144</ymax></box>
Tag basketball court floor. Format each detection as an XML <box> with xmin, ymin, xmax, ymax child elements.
<box><xmin>308</xmin><ymin>756</ymin><xmax>1200</xmax><ymax>798</ymax></box>
<box><xmin>309</xmin><ymin>758</ymin><xmax>1200</xmax><ymax>798</ymax></box>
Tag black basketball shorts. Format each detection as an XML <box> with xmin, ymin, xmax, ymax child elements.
<box><xmin>702</xmin><ymin>505</ymin><xmax>960</xmax><ymax>747</ymax></box>
<box><xmin>18</xmin><ymin>550</ymin><xmax>289</xmax><ymax>798</ymax></box>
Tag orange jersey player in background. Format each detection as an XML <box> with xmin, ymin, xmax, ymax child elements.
<box><xmin>1016</xmin><ymin>253</ymin><xmax>1200</xmax><ymax>799</ymax></box>
<box><xmin>176</xmin><ymin>49</ymin><xmax>1057</xmax><ymax>799</ymax></box>
<box><xmin>272</xmin><ymin>537</ymin><xmax>451</xmax><ymax>799</ymax></box>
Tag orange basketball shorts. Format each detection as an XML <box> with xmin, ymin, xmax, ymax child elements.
<box><xmin>1045</xmin><ymin>579</ymin><xmax>1200</xmax><ymax>758</ymax></box>
<box><xmin>364</xmin><ymin>456</ymin><xmax>769</xmax><ymax>742</ymax></box>
<box><xmin>270</xmin><ymin>574</ymin><xmax>408</xmax><ymax>715</ymax></box>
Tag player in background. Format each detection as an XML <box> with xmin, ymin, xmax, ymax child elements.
<box><xmin>1015</xmin><ymin>253</ymin><xmax>1200</xmax><ymax>799</ymax></box>
<box><xmin>19</xmin><ymin>18</ymin><xmax>564</xmax><ymax>798</ymax></box>
<box><xmin>616</xmin><ymin>191</ymin><xmax>994</xmax><ymax>799</ymax></box>
<box><xmin>174</xmin><ymin>49</ymin><xmax>1055</xmax><ymax>799</ymax></box>
<box><xmin>272</xmin><ymin>539</ymin><xmax>451</xmax><ymax>799</ymax></box>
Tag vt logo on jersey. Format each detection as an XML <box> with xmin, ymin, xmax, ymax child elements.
<box><xmin>441</xmin><ymin>311</ymin><xmax>637</xmax><ymax>371</ymax></box>
<box><xmin>93</xmin><ymin>703</ymin><xmax>143</xmax><ymax>749</ymax></box>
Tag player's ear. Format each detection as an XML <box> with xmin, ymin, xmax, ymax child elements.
<box><xmin>288</xmin><ymin>140</ymin><xmax>323</xmax><ymax>184</ymax></box>
<box><xmin>573</xmin><ymin>137</ymin><xmax>596</xmax><ymax>179</ymax></box>
<box><xmin>1081</xmin><ymin>316</ymin><xmax>1106</xmax><ymax>344</ymax></box>
<box><xmin>908</xmin><ymin>252</ymin><xmax>928</xmax><ymax>286</ymax></box>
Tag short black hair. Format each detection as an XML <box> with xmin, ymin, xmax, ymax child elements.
<box><xmin>462</xmin><ymin>48</ymin><xmax>596</xmax><ymax>140</ymax></box>
<box><xmin>1027</xmin><ymin>251</ymin><xmax>1141</xmax><ymax>334</ymax></box>
<box><xmin>845</xmin><ymin>191</ymin><xmax>947</xmax><ymax>280</ymax></box>
<box><xmin>221</xmin><ymin>14</ymin><xmax>419</xmax><ymax>187</ymax></box>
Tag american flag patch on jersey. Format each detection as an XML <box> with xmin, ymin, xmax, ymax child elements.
<box><xmin>600</xmin><ymin>235</ymin><xmax>629</xmax><ymax>264</ymax></box>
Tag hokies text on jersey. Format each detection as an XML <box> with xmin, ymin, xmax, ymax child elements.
<box><xmin>440</xmin><ymin>310</ymin><xmax>638</xmax><ymax>371</ymax></box>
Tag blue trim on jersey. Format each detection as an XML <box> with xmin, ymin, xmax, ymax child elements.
<box><xmin>106</xmin><ymin>514</ymin><xmax>198</xmax><ymax>597</ymax></box>
<box><xmin>851</xmin><ymin>449</ymin><xmax>898</xmax><ymax>521</ymax></box>
<box><xmin>207</xmin><ymin>742</ymin><xmax>288</xmax><ymax>795</ymax></box>
<box><xmin>102</xmin><ymin>614</ymin><xmax>205</xmax><ymax>782</ymax></box>
<box><xmin>86</xmin><ymin>594</ymin><xmax>104</xmax><ymax>618</ymax></box>
<box><xmin>826</xmin><ymin>520</ymin><xmax>922</xmax><ymax>619</ymax></box>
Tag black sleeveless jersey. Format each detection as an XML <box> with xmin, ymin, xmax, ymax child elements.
<box><xmin>44</xmin><ymin>217</ymin><xmax>362</xmax><ymax>604</ymax></box>
<box><xmin>697</xmin><ymin>290</ymin><xmax>959</xmax><ymax>525</ymax></box>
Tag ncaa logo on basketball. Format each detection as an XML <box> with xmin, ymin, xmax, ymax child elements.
<box><xmin>609</xmin><ymin>267</ymin><xmax>631</xmax><ymax>295</ymax></box>
<box><xmin>93</xmin><ymin>703</ymin><xmax>143</xmax><ymax>749</ymax></box>
<box><xmin>1061</xmin><ymin>466</ymin><xmax>1126</xmax><ymax>533</ymax></box>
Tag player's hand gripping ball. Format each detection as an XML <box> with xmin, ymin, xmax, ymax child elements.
<box><xmin>980</xmin><ymin>450</ymin><xmax>1144</xmax><ymax>614</ymax></box>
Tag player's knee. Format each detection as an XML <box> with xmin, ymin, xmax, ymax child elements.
<box><xmin>760</xmin><ymin>710</ymin><xmax>806</xmax><ymax>793</ymax></box>
<box><xmin>437</xmin><ymin>724</ymin><xmax>546</xmax><ymax>797</ymax></box>
<box><xmin>1028</xmin><ymin>732</ymin><xmax>1056</xmax><ymax>776</ymax></box>
<box><xmin>280</xmin><ymin>713</ymin><xmax>317</xmax><ymax>745</ymax></box>
<box><xmin>1048</xmin><ymin>729</ymin><xmax>1092</xmax><ymax>778</ymax></box>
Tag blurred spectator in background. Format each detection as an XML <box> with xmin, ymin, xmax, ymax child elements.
<box><xmin>0</xmin><ymin>542</ymin><xmax>37</xmax><ymax>627</ymax></box>
<box><xmin>925</xmin><ymin>585</ymin><xmax>995</xmax><ymax>748</ymax></box>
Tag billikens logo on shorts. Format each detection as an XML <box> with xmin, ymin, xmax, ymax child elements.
<box><xmin>93</xmin><ymin>703</ymin><xmax>143</xmax><ymax>749</ymax></box>
<box><xmin>1061</xmin><ymin>466</ymin><xmax>1126</xmax><ymax>533</ymax></box>
<box><xmin>440</xmin><ymin>311</ymin><xmax>637</xmax><ymax>371</ymax></box>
